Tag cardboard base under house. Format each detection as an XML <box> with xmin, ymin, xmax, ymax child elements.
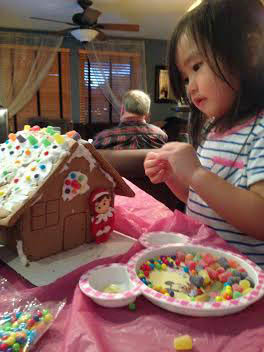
<box><xmin>0</xmin><ymin>231</ymin><xmax>136</xmax><ymax>286</ymax></box>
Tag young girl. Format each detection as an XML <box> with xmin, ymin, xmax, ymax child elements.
<box><xmin>144</xmin><ymin>0</ymin><xmax>264</xmax><ymax>268</ymax></box>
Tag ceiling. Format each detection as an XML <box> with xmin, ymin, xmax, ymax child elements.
<box><xmin>0</xmin><ymin>0</ymin><xmax>196</xmax><ymax>41</ymax></box>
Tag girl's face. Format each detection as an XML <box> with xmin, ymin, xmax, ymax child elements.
<box><xmin>176</xmin><ymin>34</ymin><xmax>239</xmax><ymax>119</ymax></box>
<box><xmin>95</xmin><ymin>196</ymin><xmax>111</xmax><ymax>214</ymax></box>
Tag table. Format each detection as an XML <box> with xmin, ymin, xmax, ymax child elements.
<box><xmin>0</xmin><ymin>231</ymin><xmax>136</xmax><ymax>286</ymax></box>
<box><xmin>1</xmin><ymin>180</ymin><xmax>263</xmax><ymax>352</ymax></box>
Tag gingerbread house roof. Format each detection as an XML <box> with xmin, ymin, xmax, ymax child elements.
<box><xmin>0</xmin><ymin>126</ymin><xmax>135</xmax><ymax>227</ymax></box>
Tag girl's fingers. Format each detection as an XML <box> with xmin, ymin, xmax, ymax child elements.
<box><xmin>146</xmin><ymin>151</ymin><xmax>159</xmax><ymax>159</ymax></box>
<box><xmin>151</xmin><ymin>169</ymin><xmax>166</xmax><ymax>184</ymax></box>
<box><xmin>145</xmin><ymin>152</ymin><xmax>159</xmax><ymax>163</ymax></box>
<box><xmin>145</xmin><ymin>157</ymin><xmax>168</xmax><ymax>168</ymax></box>
<box><xmin>145</xmin><ymin>166</ymin><xmax>162</xmax><ymax>178</ymax></box>
<box><xmin>144</xmin><ymin>158</ymin><xmax>158</xmax><ymax>168</ymax></box>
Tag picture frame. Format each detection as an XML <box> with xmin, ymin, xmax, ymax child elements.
<box><xmin>154</xmin><ymin>65</ymin><xmax>176</xmax><ymax>103</ymax></box>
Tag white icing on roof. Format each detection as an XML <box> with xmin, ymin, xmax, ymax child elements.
<box><xmin>0</xmin><ymin>126</ymin><xmax>75</xmax><ymax>217</ymax></box>
<box><xmin>0</xmin><ymin>126</ymin><xmax>119</xmax><ymax>220</ymax></box>
<box><xmin>100</xmin><ymin>168</ymin><xmax>116</xmax><ymax>188</ymax></box>
<box><xmin>67</xmin><ymin>144</ymin><xmax>96</xmax><ymax>172</ymax></box>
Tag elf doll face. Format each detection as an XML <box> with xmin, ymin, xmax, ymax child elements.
<box><xmin>95</xmin><ymin>195</ymin><xmax>111</xmax><ymax>214</ymax></box>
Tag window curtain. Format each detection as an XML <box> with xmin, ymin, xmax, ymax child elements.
<box><xmin>0</xmin><ymin>31</ymin><xmax>62</xmax><ymax>121</ymax></box>
<box><xmin>83</xmin><ymin>38</ymin><xmax>147</xmax><ymax>115</ymax></box>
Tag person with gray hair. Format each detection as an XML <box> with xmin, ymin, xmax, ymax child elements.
<box><xmin>92</xmin><ymin>89</ymin><xmax>168</xmax><ymax>150</ymax></box>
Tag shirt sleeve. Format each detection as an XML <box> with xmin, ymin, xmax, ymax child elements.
<box><xmin>247</xmin><ymin>121</ymin><xmax>264</xmax><ymax>187</ymax></box>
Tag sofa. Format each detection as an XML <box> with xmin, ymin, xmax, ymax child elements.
<box><xmin>97</xmin><ymin>149</ymin><xmax>185</xmax><ymax>212</ymax></box>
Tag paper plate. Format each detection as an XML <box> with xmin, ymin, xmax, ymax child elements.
<box><xmin>139</xmin><ymin>231</ymin><xmax>189</xmax><ymax>248</ymax></box>
<box><xmin>79</xmin><ymin>263</ymin><xmax>141</xmax><ymax>308</ymax></box>
<box><xmin>127</xmin><ymin>244</ymin><xmax>264</xmax><ymax>317</ymax></box>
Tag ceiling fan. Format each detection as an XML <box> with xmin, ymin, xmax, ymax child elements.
<box><xmin>30</xmin><ymin>0</ymin><xmax>140</xmax><ymax>42</ymax></box>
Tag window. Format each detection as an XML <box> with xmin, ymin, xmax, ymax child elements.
<box><xmin>15</xmin><ymin>49</ymin><xmax>72</xmax><ymax>131</ymax></box>
<box><xmin>31</xmin><ymin>200</ymin><xmax>59</xmax><ymax>230</ymax></box>
<box><xmin>79</xmin><ymin>49</ymin><xmax>141</xmax><ymax>124</ymax></box>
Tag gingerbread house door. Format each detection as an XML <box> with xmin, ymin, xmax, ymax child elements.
<box><xmin>63</xmin><ymin>213</ymin><xmax>87</xmax><ymax>250</ymax></box>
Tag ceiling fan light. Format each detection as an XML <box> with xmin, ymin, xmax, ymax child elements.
<box><xmin>71</xmin><ymin>28</ymin><xmax>98</xmax><ymax>42</ymax></box>
<box><xmin>187</xmin><ymin>0</ymin><xmax>202</xmax><ymax>12</ymax></box>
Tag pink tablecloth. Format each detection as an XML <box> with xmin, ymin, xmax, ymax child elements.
<box><xmin>0</xmin><ymin>180</ymin><xmax>263</xmax><ymax>352</ymax></box>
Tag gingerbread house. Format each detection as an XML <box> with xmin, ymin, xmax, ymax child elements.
<box><xmin>0</xmin><ymin>126</ymin><xmax>135</xmax><ymax>261</ymax></box>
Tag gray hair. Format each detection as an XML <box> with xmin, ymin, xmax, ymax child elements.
<box><xmin>122</xmin><ymin>90</ymin><xmax>151</xmax><ymax>116</ymax></box>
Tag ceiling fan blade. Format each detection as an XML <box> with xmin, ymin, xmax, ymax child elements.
<box><xmin>30</xmin><ymin>17</ymin><xmax>76</xmax><ymax>26</ymax></box>
<box><xmin>82</xmin><ymin>8</ymin><xmax>102</xmax><ymax>24</ymax></box>
<box><xmin>99</xmin><ymin>23</ymin><xmax>139</xmax><ymax>32</ymax></box>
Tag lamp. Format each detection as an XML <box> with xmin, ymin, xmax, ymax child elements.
<box><xmin>71</xmin><ymin>28</ymin><xmax>99</xmax><ymax>42</ymax></box>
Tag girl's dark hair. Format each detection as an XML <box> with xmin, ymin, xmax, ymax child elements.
<box><xmin>168</xmin><ymin>0</ymin><xmax>264</xmax><ymax>148</ymax></box>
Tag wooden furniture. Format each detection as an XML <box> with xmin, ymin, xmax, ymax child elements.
<box><xmin>98</xmin><ymin>149</ymin><xmax>185</xmax><ymax>212</ymax></box>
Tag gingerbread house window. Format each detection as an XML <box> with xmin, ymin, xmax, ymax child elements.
<box><xmin>31</xmin><ymin>200</ymin><xmax>59</xmax><ymax>231</ymax></box>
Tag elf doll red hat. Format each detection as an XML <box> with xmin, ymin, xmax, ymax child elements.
<box><xmin>89</xmin><ymin>188</ymin><xmax>111</xmax><ymax>211</ymax></box>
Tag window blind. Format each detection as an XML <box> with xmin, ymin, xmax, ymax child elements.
<box><xmin>16</xmin><ymin>49</ymin><xmax>72</xmax><ymax>130</ymax></box>
<box><xmin>79</xmin><ymin>50</ymin><xmax>141</xmax><ymax>125</ymax></box>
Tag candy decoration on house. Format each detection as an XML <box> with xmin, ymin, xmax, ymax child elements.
<box><xmin>62</xmin><ymin>171</ymin><xmax>89</xmax><ymax>201</ymax></box>
<box><xmin>89</xmin><ymin>188</ymin><xmax>115</xmax><ymax>244</ymax></box>
<box><xmin>0</xmin><ymin>125</ymin><xmax>134</xmax><ymax>262</ymax></box>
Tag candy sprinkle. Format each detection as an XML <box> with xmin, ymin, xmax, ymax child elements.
<box><xmin>173</xmin><ymin>335</ymin><xmax>193</xmax><ymax>351</ymax></box>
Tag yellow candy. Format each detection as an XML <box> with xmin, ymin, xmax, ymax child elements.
<box><xmin>226</xmin><ymin>288</ymin><xmax>232</xmax><ymax>295</ymax></box>
<box><xmin>173</xmin><ymin>335</ymin><xmax>193</xmax><ymax>351</ymax></box>
<box><xmin>54</xmin><ymin>133</ymin><xmax>65</xmax><ymax>144</ymax></box>
<box><xmin>43</xmin><ymin>312</ymin><xmax>53</xmax><ymax>323</ymax></box>
<box><xmin>5</xmin><ymin>336</ymin><xmax>16</xmax><ymax>345</ymax></box>
<box><xmin>195</xmin><ymin>293</ymin><xmax>210</xmax><ymax>302</ymax></box>
<box><xmin>199</xmin><ymin>269</ymin><xmax>211</xmax><ymax>285</ymax></box>
<box><xmin>161</xmin><ymin>263</ymin><xmax>167</xmax><ymax>270</ymax></box>
<box><xmin>239</xmin><ymin>279</ymin><xmax>251</xmax><ymax>290</ymax></box>
<box><xmin>215</xmin><ymin>296</ymin><xmax>223</xmax><ymax>302</ymax></box>
<box><xmin>24</xmin><ymin>125</ymin><xmax>31</xmax><ymax>131</ymax></box>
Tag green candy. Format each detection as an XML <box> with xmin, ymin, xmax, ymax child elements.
<box><xmin>28</xmin><ymin>135</ymin><xmax>38</xmax><ymax>145</ymax></box>
<box><xmin>42</xmin><ymin>309</ymin><xmax>49</xmax><ymax>316</ymax></box>
<box><xmin>12</xmin><ymin>343</ymin><xmax>21</xmax><ymax>352</ymax></box>
<box><xmin>128</xmin><ymin>303</ymin><xmax>136</xmax><ymax>311</ymax></box>
<box><xmin>42</xmin><ymin>138</ymin><xmax>51</xmax><ymax>147</ymax></box>
<box><xmin>46</xmin><ymin>127</ymin><xmax>55</xmax><ymax>135</ymax></box>
<box><xmin>233</xmin><ymin>291</ymin><xmax>242</xmax><ymax>299</ymax></box>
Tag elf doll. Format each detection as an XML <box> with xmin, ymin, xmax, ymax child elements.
<box><xmin>89</xmin><ymin>188</ymin><xmax>115</xmax><ymax>244</ymax></box>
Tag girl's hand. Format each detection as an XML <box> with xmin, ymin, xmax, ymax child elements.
<box><xmin>152</xmin><ymin>142</ymin><xmax>202</xmax><ymax>187</ymax></box>
<box><xmin>144</xmin><ymin>152</ymin><xmax>172</xmax><ymax>184</ymax></box>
